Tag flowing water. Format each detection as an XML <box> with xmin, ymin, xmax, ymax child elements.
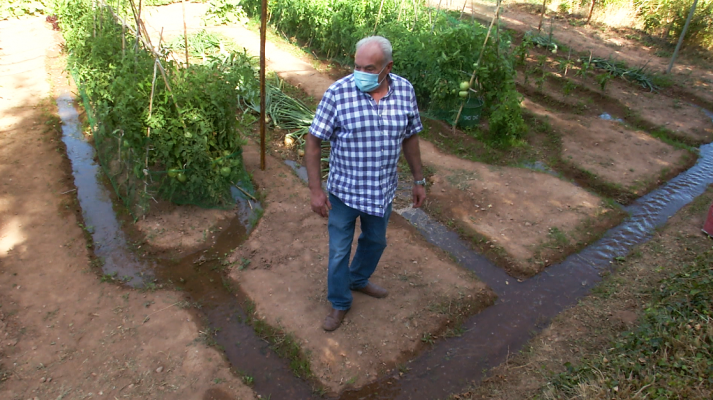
<box><xmin>59</xmin><ymin>86</ymin><xmax>713</xmax><ymax>400</ymax></box>
<box><xmin>57</xmin><ymin>91</ymin><xmax>314</xmax><ymax>399</ymax></box>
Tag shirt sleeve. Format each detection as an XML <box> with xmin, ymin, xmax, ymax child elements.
<box><xmin>309</xmin><ymin>89</ymin><xmax>338</xmax><ymax>141</ymax></box>
<box><xmin>405</xmin><ymin>84</ymin><xmax>423</xmax><ymax>138</ymax></box>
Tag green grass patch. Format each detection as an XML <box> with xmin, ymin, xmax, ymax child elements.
<box><xmin>242</xmin><ymin>300</ymin><xmax>315</xmax><ymax>380</ymax></box>
<box><xmin>544</xmin><ymin>249</ymin><xmax>713</xmax><ymax>399</ymax></box>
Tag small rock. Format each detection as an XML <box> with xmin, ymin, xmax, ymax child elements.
<box><xmin>156</xmin><ymin>366</ymin><xmax>163</xmax><ymax>373</ymax></box>
<box><xmin>40</xmin><ymin>377</ymin><xmax>46</xmax><ymax>383</ymax></box>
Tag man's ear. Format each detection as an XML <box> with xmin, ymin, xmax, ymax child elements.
<box><xmin>385</xmin><ymin>61</ymin><xmax>394</xmax><ymax>74</ymax></box>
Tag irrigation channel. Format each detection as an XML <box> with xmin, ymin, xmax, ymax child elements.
<box><xmin>59</xmin><ymin>87</ymin><xmax>713</xmax><ymax>399</ymax></box>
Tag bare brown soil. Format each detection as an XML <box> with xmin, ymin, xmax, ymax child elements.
<box><xmin>0</xmin><ymin>17</ymin><xmax>255</xmax><ymax>400</ymax></box>
<box><xmin>3</xmin><ymin>1</ymin><xmax>713</xmax><ymax>398</ymax></box>
<box><xmin>420</xmin><ymin>140</ymin><xmax>618</xmax><ymax>277</ymax></box>
<box><xmin>136</xmin><ymin>4</ymin><xmax>713</xmax><ymax>392</ymax></box>
<box><xmin>454</xmin><ymin>186</ymin><xmax>713</xmax><ymax>400</ymax></box>
<box><xmin>227</xmin><ymin>143</ymin><xmax>496</xmax><ymax>393</ymax></box>
<box><xmin>135</xmin><ymin>203</ymin><xmax>236</xmax><ymax>255</ymax></box>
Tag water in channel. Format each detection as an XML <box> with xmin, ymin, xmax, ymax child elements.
<box><xmin>60</xmin><ymin>84</ymin><xmax>713</xmax><ymax>400</ymax></box>
<box><xmin>57</xmin><ymin>91</ymin><xmax>314</xmax><ymax>399</ymax></box>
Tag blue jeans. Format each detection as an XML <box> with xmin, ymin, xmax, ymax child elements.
<box><xmin>327</xmin><ymin>193</ymin><xmax>392</xmax><ymax>310</ymax></box>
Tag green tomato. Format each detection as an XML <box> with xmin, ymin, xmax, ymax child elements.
<box><xmin>459</xmin><ymin>81</ymin><xmax>470</xmax><ymax>91</ymax></box>
<box><xmin>122</xmin><ymin>140</ymin><xmax>130</xmax><ymax>149</ymax></box>
<box><xmin>458</xmin><ymin>91</ymin><xmax>468</xmax><ymax>98</ymax></box>
<box><xmin>168</xmin><ymin>169</ymin><xmax>179</xmax><ymax>178</ymax></box>
<box><xmin>176</xmin><ymin>173</ymin><xmax>187</xmax><ymax>183</ymax></box>
<box><xmin>220</xmin><ymin>166</ymin><xmax>231</xmax><ymax>177</ymax></box>
<box><xmin>223</xmin><ymin>150</ymin><xmax>232</xmax><ymax>157</ymax></box>
<box><xmin>184</xmin><ymin>131</ymin><xmax>192</xmax><ymax>139</ymax></box>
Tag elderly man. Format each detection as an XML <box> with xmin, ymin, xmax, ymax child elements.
<box><xmin>306</xmin><ymin>36</ymin><xmax>426</xmax><ymax>332</ymax></box>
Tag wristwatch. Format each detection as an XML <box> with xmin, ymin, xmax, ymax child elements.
<box><xmin>414</xmin><ymin>178</ymin><xmax>426</xmax><ymax>186</ymax></box>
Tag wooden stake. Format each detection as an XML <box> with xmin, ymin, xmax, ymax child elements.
<box><xmin>235</xmin><ymin>185</ymin><xmax>257</xmax><ymax>201</ymax></box>
<box><xmin>260</xmin><ymin>0</ymin><xmax>267</xmax><ymax>170</ymax></box>
<box><xmin>667</xmin><ymin>0</ymin><xmax>698</xmax><ymax>74</ymax></box>
<box><xmin>182</xmin><ymin>0</ymin><xmax>189</xmax><ymax>66</ymax></box>
<box><xmin>431</xmin><ymin>0</ymin><xmax>442</xmax><ymax>34</ymax></box>
<box><xmin>121</xmin><ymin>16</ymin><xmax>126</xmax><ymax>57</ymax></box>
<box><xmin>412</xmin><ymin>0</ymin><xmax>418</xmax><ymax>31</ymax></box>
<box><xmin>538</xmin><ymin>0</ymin><xmax>547</xmax><ymax>32</ymax></box>
<box><xmin>374</xmin><ymin>0</ymin><xmax>386</xmax><ymax>34</ymax></box>
<box><xmin>586</xmin><ymin>0</ymin><xmax>596</xmax><ymax>24</ymax></box>
<box><xmin>452</xmin><ymin>4</ymin><xmax>500</xmax><ymax>133</ymax></box>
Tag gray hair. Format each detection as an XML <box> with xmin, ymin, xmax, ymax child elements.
<box><xmin>356</xmin><ymin>36</ymin><xmax>393</xmax><ymax>63</ymax></box>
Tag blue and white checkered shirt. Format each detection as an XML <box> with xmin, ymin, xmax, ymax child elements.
<box><xmin>309</xmin><ymin>73</ymin><xmax>423</xmax><ymax>217</ymax></box>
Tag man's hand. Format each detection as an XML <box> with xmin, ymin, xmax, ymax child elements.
<box><xmin>412</xmin><ymin>184</ymin><xmax>426</xmax><ymax>208</ymax></box>
<box><xmin>306</xmin><ymin>133</ymin><xmax>330</xmax><ymax>217</ymax></box>
<box><xmin>311</xmin><ymin>189</ymin><xmax>332</xmax><ymax>218</ymax></box>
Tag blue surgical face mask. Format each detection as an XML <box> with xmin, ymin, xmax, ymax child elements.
<box><xmin>353</xmin><ymin>66</ymin><xmax>386</xmax><ymax>93</ymax></box>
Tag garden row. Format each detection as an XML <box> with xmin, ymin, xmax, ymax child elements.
<box><xmin>55</xmin><ymin>0</ymin><xmax>258</xmax><ymax>217</ymax></box>
<box><xmin>241</xmin><ymin>0</ymin><xmax>527</xmax><ymax>146</ymax></box>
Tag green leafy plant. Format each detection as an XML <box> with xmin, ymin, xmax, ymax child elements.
<box><xmin>240</xmin><ymin>0</ymin><xmax>526</xmax><ymax>147</ymax></box>
<box><xmin>54</xmin><ymin>0</ymin><xmax>259</xmax><ymax>216</ymax></box>
<box><xmin>203</xmin><ymin>0</ymin><xmax>249</xmax><ymax>26</ymax></box>
<box><xmin>1</xmin><ymin>0</ymin><xmax>51</xmax><ymax>20</ymax></box>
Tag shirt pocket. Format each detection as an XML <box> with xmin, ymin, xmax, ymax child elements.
<box><xmin>382</xmin><ymin>107</ymin><xmax>411</xmax><ymax>138</ymax></box>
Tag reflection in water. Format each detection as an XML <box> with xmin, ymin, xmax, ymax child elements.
<box><xmin>57</xmin><ymin>92</ymin><xmax>149</xmax><ymax>286</ymax></box>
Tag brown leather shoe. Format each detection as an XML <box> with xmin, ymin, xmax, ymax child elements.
<box><xmin>354</xmin><ymin>282</ymin><xmax>388</xmax><ymax>299</ymax></box>
<box><xmin>322</xmin><ymin>308</ymin><xmax>349</xmax><ymax>331</ymax></box>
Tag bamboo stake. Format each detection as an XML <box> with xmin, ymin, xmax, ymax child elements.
<box><xmin>667</xmin><ymin>0</ymin><xmax>698</xmax><ymax>74</ymax></box>
<box><xmin>93</xmin><ymin>0</ymin><xmax>97</xmax><ymax>37</ymax></box>
<box><xmin>373</xmin><ymin>0</ymin><xmax>386</xmax><ymax>34</ymax></box>
<box><xmin>235</xmin><ymin>185</ymin><xmax>257</xmax><ymax>201</ymax></box>
<box><xmin>143</xmin><ymin>30</ymin><xmax>163</xmax><ymax>217</ymax></box>
<box><xmin>452</xmin><ymin>4</ymin><xmax>500</xmax><ymax>133</ymax></box>
<box><xmin>398</xmin><ymin>0</ymin><xmax>405</xmax><ymax>22</ymax></box>
<box><xmin>121</xmin><ymin>16</ymin><xmax>126</xmax><ymax>57</ymax></box>
<box><xmin>460</xmin><ymin>0</ymin><xmax>467</xmax><ymax>16</ymax></box>
<box><xmin>412</xmin><ymin>0</ymin><xmax>418</xmax><ymax>31</ymax></box>
<box><xmin>136</xmin><ymin>0</ymin><xmax>142</xmax><ymax>51</ymax></box>
<box><xmin>430</xmin><ymin>0</ymin><xmax>442</xmax><ymax>34</ymax></box>
<box><xmin>495</xmin><ymin>0</ymin><xmax>501</xmax><ymax>55</ymax></box>
<box><xmin>182</xmin><ymin>0</ymin><xmax>189</xmax><ymax>66</ymax></box>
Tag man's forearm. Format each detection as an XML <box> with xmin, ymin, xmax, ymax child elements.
<box><xmin>402</xmin><ymin>135</ymin><xmax>423</xmax><ymax>181</ymax></box>
<box><xmin>305</xmin><ymin>133</ymin><xmax>323</xmax><ymax>192</ymax></box>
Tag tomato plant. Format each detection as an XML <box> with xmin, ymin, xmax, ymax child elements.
<box><xmin>55</xmin><ymin>0</ymin><xmax>257</xmax><ymax>215</ymax></box>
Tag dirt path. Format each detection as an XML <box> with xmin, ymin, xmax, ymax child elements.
<box><xmin>0</xmin><ymin>17</ymin><xmax>254</xmax><ymax>400</ymax></box>
<box><xmin>141</xmin><ymin>3</ymin><xmax>334</xmax><ymax>100</ymax></box>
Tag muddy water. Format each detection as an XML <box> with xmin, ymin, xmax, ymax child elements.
<box><xmin>57</xmin><ymin>91</ymin><xmax>314</xmax><ymax>399</ymax></box>
<box><xmin>57</xmin><ymin>92</ymin><xmax>151</xmax><ymax>286</ymax></box>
